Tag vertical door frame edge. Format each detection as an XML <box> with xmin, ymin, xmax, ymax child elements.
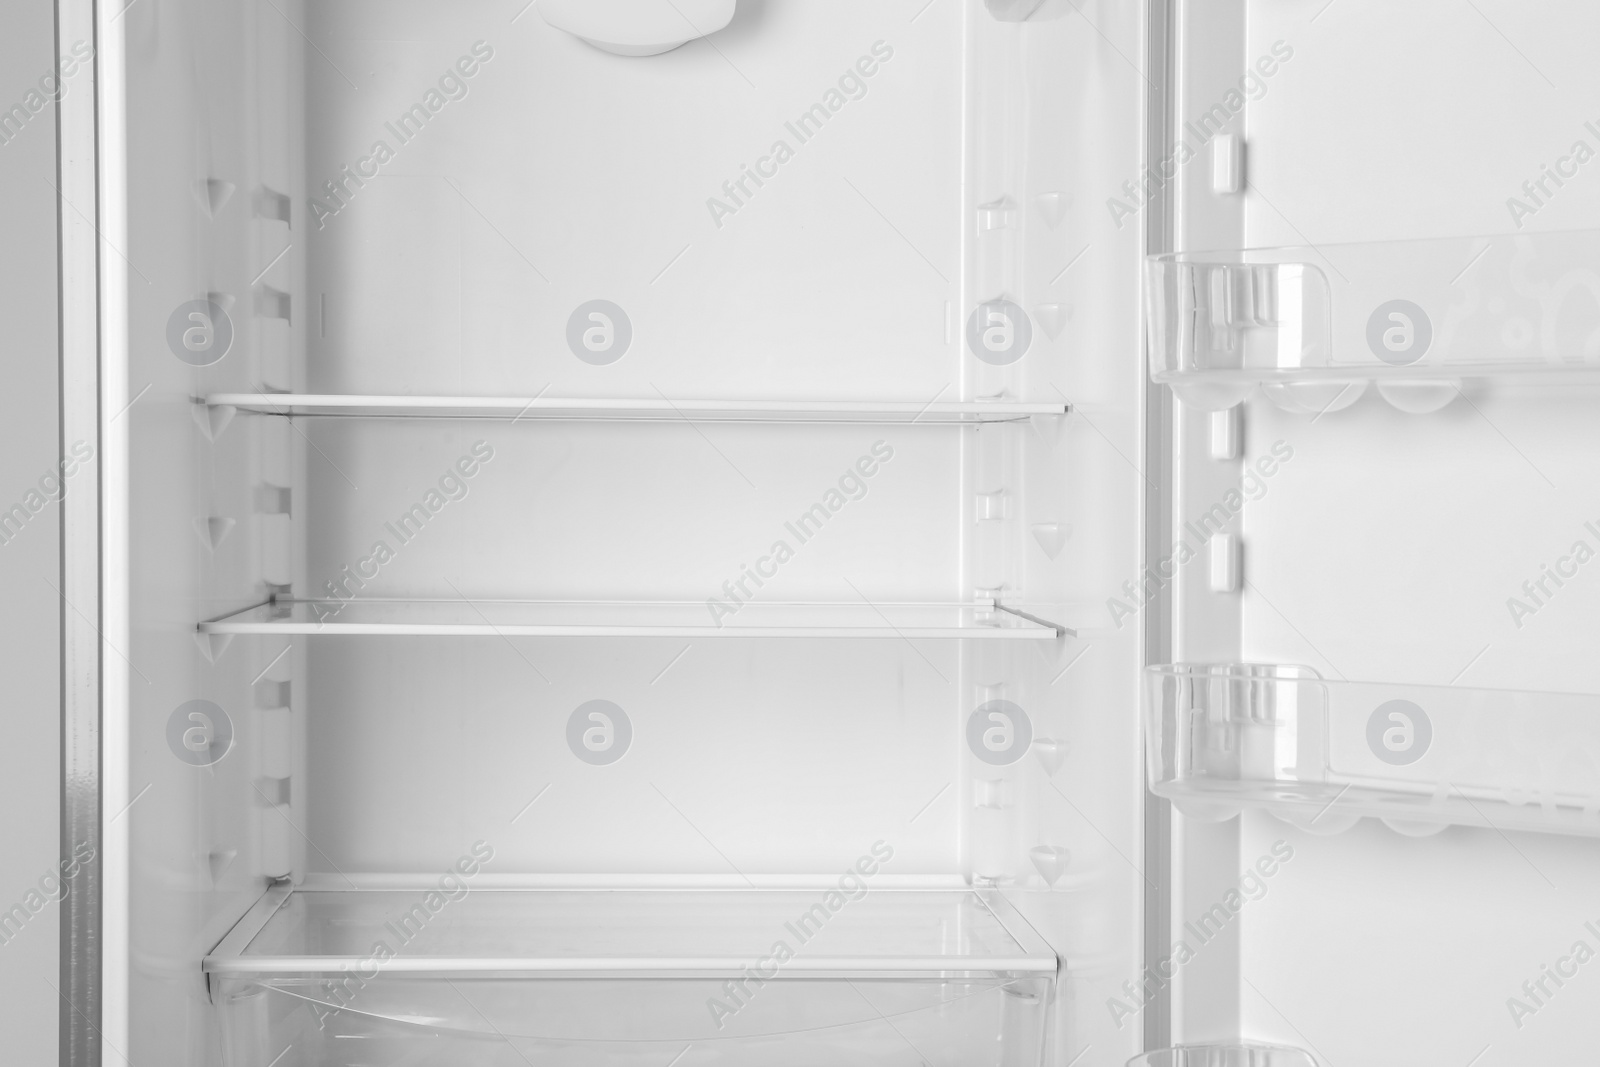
<box><xmin>1141</xmin><ymin>0</ymin><xmax>1178</xmax><ymax>1054</ymax></box>
<box><xmin>56</xmin><ymin>0</ymin><xmax>113</xmax><ymax>1063</ymax></box>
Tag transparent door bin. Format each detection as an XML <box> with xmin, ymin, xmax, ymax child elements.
<box><xmin>1144</xmin><ymin>230</ymin><xmax>1600</xmax><ymax>410</ymax></box>
<box><xmin>207</xmin><ymin>886</ymin><xmax>1057</xmax><ymax>1067</ymax></box>
<box><xmin>1144</xmin><ymin>664</ymin><xmax>1600</xmax><ymax>837</ymax></box>
<box><xmin>1129</xmin><ymin>1046</ymin><xmax>1316</xmax><ymax>1067</ymax></box>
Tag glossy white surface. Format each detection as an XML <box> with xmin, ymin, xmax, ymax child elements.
<box><xmin>536</xmin><ymin>0</ymin><xmax>738</xmax><ymax>56</ymax></box>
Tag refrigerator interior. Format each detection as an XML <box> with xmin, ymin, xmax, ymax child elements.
<box><xmin>100</xmin><ymin>0</ymin><xmax>1600</xmax><ymax>1064</ymax></box>
<box><xmin>113</xmin><ymin>1</ymin><xmax>1146</xmax><ymax>1065</ymax></box>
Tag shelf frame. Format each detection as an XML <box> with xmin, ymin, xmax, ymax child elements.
<box><xmin>202</xmin><ymin>883</ymin><xmax>1061</xmax><ymax>985</ymax></box>
<box><xmin>204</xmin><ymin>392</ymin><xmax>1070</xmax><ymax>425</ymax></box>
<box><xmin>196</xmin><ymin>597</ymin><xmax>1073</xmax><ymax>640</ymax></box>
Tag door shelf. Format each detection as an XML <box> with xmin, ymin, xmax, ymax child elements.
<box><xmin>207</xmin><ymin>884</ymin><xmax>1056</xmax><ymax>1067</ymax></box>
<box><xmin>1146</xmin><ymin>663</ymin><xmax>1600</xmax><ymax>838</ymax></box>
<box><xmin>205</xmin><ymin>393</ymin><xmax>1068</xmax><ymax>425</ymax></box>
<box><xmin>1145</xmin><ymin>229</ymin><xmax>1600</xmax><ymax>410</ymax></box>
<box><xmin>198</xmin><ymin>598</ymin><xmax>1071</xmax><ymax>640</ymax></box>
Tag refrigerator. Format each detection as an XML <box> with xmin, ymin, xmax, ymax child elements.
<box><xmin>53</xmin><ymin>0</ymin><xmax>1600</xmax><ymax>1064</ymax></box>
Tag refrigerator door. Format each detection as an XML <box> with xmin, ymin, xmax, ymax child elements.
<box><xmin>1</xmin><ymin>4</ymin><xmax>70</xmax><ymax>1064</ymax></box>
<box><xmin>1145</xmin><ymin>1</ymin><xmax>1600</xmax><ymax>1063</ymax></box>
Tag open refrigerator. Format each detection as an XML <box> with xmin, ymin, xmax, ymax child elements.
<box><xmin>56</xmin><ymin>0</ymin><xmax>1600</xmax><ymax>1065</ymax></box>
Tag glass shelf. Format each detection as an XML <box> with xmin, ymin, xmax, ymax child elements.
<box><xmin>1145</xmin><ymin>229</ymin><xmax>1600</xmax><ymax>409</ymax></box>
<box><xmin>205</xmin><ymin>884</ymin><xmax>1057</xmax><ymax>980</ymax></box>
<box><xmin>206</xmin><ymin>885</ymin><xmax>1056</xmax><ymax>1067</ymax></box>
<box><xmin>205</xmin><ymin>392</ymin><xmax>1068</xmax><ymax>425</ymax></box>
<box><xmin>1145</xmin><ymin>663</ymin><xmax>1600</xmax><ymax>837</ymax></box>
<box><xmin>198</xmin><ymin>598</ymin><xmax>1070</xmax><ymax>640</ymax></box>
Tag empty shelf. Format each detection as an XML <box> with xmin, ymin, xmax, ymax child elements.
<box><xmin>205</xmin><ymin>885</ymin><xmax>1056</xmax><ymax>1065</ymax></box>
<box><xmin>199</xmin><ymin>598</ymin><xmax>1069</xmax><ymax>639</ymax></box>
<box><xmin>1146</xmin><ymin>229</ymin><xmax>1600</xmax><ymax>408</ymax></box>
<box><xmin>206</xmin><ymin>393</ymin><xmax>1068</xmax><ymax>424</ymax></box>
<box><xmin>1147</xmin><ymin>663</ymin><xmax>1600</xmax><ymax>837</ymax></box>
<box><xmin>205</xmin><ymin>884</ymin><xmax>1058</xmax><ymax>979</ymax></box>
